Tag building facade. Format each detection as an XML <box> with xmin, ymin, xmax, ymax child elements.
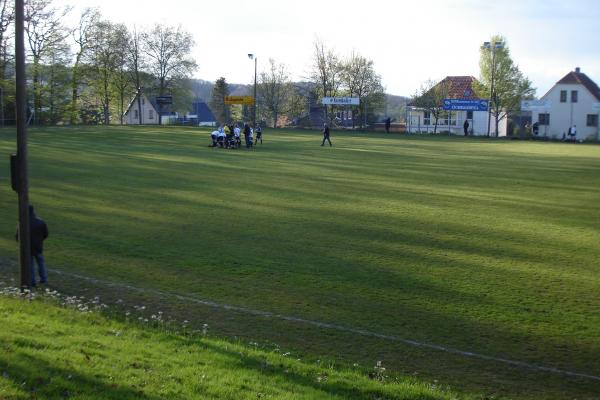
<box><xmin>531</xmin><ymin>68</ymin><xmax>600</xmax><ymax>141</ymax></box>
<box><xmin>407</xmin><ymin>76</ymin><xmax>507</xmax><ymax>136</ymax></box>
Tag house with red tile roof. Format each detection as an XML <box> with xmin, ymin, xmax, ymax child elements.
<box><xmin>531</xmin><ymin>67</ymin><xmax>600</xmax><ymax>140</ymax></box>
<box><xmin>407</xmin><ymin>76</ymin><xmax>506</xmax><ymax>136</ymax></box>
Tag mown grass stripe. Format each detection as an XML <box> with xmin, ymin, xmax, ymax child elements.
<box><xmin>49</xmin><ymin>267</ymin><xmax>600</xmax><ymax>383</ymax></box>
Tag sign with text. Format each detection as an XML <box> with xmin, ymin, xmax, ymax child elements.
<box><xmin>155</xmin><ymin>96</ymin><xmax>173</xmax><ymax>104</ymax></box>
<box><xmin>225</xmin><ymin>96</ymin><xmax>255</xmax><ymax>105</ymax></box>
<box><xmin>322</xmin><ymin>97</ymin><xmax>360</xmax><ymax>106</ymax></box>
<box><xmin>443</xmin><ymin>99</ymin><xmax>488</xmax><ymax>111</ymax></box>
<box><xmin>521</xmin><ymin>99</ymin><xmax>551</xmax><ymax>111</ymax></box>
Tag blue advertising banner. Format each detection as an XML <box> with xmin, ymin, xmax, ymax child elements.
<box><xmin>443</xmin><ymin>99</ymin><xmax>488</xmax><ymax>111</ymax></box>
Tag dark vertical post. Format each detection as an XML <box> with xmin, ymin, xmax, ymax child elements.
<box><xmin>15</xmin><ymin>0</ymin><xmax>31</xmax><ymax>289</ymax></box>
<box><xmin>253</xmin><ymin>57</ymin><xmax>257</xmax><ymax>129</ymax></box>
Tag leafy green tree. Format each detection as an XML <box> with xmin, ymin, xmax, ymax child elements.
<box><xmin>88</xmin><ymin>20</ymin><xmax>129</xmax><ymax>124</ymax></box>
<box><xmin>209</xmin><ymin>77</ymin><xmax>230</xmax><ymax>124</ymax></box>
<box><xmin>475</xmin><ymin>35</ymin><xmax>535</xmax><ymax>136</ymax></box>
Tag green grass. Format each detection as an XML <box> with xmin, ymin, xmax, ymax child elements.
<box><xmin>0</xmin><ymin>292</ymin><xmax>457</xmax><ymax>399</ymax></box>
<box><xmin>1</xmin><ymin>126</ymin><xmax>600</xmax><ymax>399</ymax></box>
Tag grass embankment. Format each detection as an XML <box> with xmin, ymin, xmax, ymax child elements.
<box><xmin>1</xmin><ymin>126</ymin><xmax>600</xmax><ymax>399</ymax></box>
<box><xmin>0</xmin><ymin>291</ymin><xmax>456</xmax><ymax>400</ymax></box>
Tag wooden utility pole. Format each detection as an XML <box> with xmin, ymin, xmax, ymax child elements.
<box><xmin>15</xmin><ymin>0</ymin><xmax>31</xmax><ymax>289</ymax></box>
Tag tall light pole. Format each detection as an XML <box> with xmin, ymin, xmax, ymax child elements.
<box><xmin>15</xmin><ymin>0</ymin><xmax>32</xmax><ymax>289</ymax></box>
<box><xmin>248</xmin><ymin>54</ymin><xmax>257</xmax><ymax>129</ymax></box>
<box><xmin>483</xmin><ymin>41</ymin><xmax>504</xmax><ymax>137</ymax></box>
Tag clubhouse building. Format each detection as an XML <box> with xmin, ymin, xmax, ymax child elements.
<box><xmin>407</xmin><ymin>76</ymin><xmax>507</xmax><ymax>136</ymax></box>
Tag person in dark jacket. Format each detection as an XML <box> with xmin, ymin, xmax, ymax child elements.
<box><xmin>385</xmin><ymin>117</ymin><xmax>391</xmax><ymax>133</ymax></box>
<box><xmin>15</xmin><ymin>205</ymin><xmax>49</xmax><ymax>287</ymax></box>
<box><xmin>463</xmin><ymin>119</ymin><xmax>470</xmax><ymax>136</ymax></box>
<box><xmin>321</xmin><ymin>123</ymin><xmax>332</xmax><ymax>146</ymax></box>
<box><xmin>243</xmin><ymin>123</ymin><xmax>252</xmax><ymax>148</ymax></box>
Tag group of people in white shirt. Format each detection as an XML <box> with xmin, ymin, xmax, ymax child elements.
<box><xmin>210</xmin><ymin>123</ymin><xmax>262</xmax><ymax>149</ymax></box>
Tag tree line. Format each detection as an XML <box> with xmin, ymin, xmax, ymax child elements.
<box><xmin>210</xmin><ymin>39</ymin><xmax>386</xmax><ymax>129</ymax></box>
<box><xmin>1</xmin><ymin>1</ymin><xmax>387</xmax><ymax>128</ymax></box>
<box><xmin>0</xmin><ymin>0</ymin><xmax>196</xmax><ymax>125</ymax></box>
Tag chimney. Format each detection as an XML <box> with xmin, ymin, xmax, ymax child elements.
<box><xmin>575</xmin><ymin>67</ymin><xmax>581</xmax><ymax>73</ymax></box>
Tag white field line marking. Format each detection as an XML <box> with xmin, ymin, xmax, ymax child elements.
<box><xmin>42</xmin><ymin>268</ymin><xmax>600</xmax><ymax>383</ymax></box>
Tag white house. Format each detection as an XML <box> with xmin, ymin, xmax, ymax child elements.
<box><xmin>531</xmin><ymin>67</ymin><xmax>600</xmax><ymax>141</ymax></box>
<box><xmin>124</xmin><ymin>93</ymin><xmax>178</xmax><ymax>125</ymax></box>
<box><xmin>407</xmin><ymin>76</ymin><xmax>507</xmax><ymax>137</ymax></box>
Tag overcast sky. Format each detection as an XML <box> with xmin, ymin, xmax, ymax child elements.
<box><xmin>53</xmin><ymin>0</ymin><xmax>600</xmax><ymax>97</ymax></box>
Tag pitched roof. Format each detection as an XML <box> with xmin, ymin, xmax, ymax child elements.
<box><xmin>409</xmin><ymin>76</ymin><xmax>482</xmax><ymax>107</ymax></box>
<box><xmin>192</xmin><ymin>102</ymin><xmax>216</xmax><ymax>122</ymax></box>
<box><xmin>555</xmin><ymin>70</ymin><xmax>600</xmax><ymax>101</ymax></box>
<box><xmin>440</xmin><ymin>76</ymin><xmax>481</xmax><ymax>99</ymax></box>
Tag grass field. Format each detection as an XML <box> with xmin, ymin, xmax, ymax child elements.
<box><xmin>0</xmin><ymin>290</ymin><xmax>458</xmax><ymax>399</ymax></box>
<box><xmin>1</xmin><ymin>126</ymin><xmax>600</xmax><ymax>399</ymax></box>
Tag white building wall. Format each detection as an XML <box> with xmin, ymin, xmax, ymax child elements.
<box><xmin>124</xmin><ymin>95</ymin><xmax>158</xmax><ymax>125</ymax></box>
<box><xmin>533</xmin><ymin>84</ymin><xmax>600</xmax><ymax>140</ymax></box>
<box><xmin>407</xmin><ymin>109</ymin><xmax>507</xmax><ymax>136</ymax></box>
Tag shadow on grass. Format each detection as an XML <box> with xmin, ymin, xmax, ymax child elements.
<box><xmin>0</xmin><ymin>353</ymin><xmax>171</xmax><ymax>400</ymax></box>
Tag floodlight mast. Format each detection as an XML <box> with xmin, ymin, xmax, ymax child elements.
<box><xmin>15</xmin><ymin>0</ymin><xmax>31</xmax><ymax>289</ymax></box>
<box><xmin>248</xmin><ymin>54</ymin><xmax>257</xmax><ymax>129</ymax></box>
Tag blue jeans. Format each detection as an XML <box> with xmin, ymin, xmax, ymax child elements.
<box><xmin>31</xmin><ymin>253</ymin><xmax>47</xmax><ymax>286</ymax></box>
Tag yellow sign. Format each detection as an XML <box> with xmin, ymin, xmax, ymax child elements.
<box><xmin>225</xmin><ymin>96</ymin><xmax>255</xmax><ymax>105</ymax></box>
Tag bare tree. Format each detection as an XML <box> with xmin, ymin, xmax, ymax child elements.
<box><xmin>142</xmin><ymin>24</ymin><xmax>197</xmax><ymax>123</ymax></box>
<box><xmin>341</xmin><ymin>51</ymin><xmax>384</xmax><ymax>128</ymax></box>
<box><xmin>70</xmin><ymin>7</ymin><xmax>99</xmax><ymax>124</ymax></box>
<box><xmin>258</xmin><ymin>58</ymin><xmax>291</xmax><ymax>128</ymax></box>
<box><xmin>25</xmin><ymin>0</ymin><xmax>71</xmax><ymax>124</ymax></box>
<box><xmin>128</xmin><ymin>26</ymin><xmax>145</xmax><ymax>124</ymax></box>
<box><xmin>412</xmin><ymin>79</ymin><xmax>451</xmax><ymax>134</ymax></box>
<box><xmin>309</xmin><ymin>38</ymin><xmax>342</xmax><ymax>124</ymax></box>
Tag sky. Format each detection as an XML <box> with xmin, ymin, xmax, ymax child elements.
<box><xmin>52</xmin><ymin>0</ymin><xmax>600</xmax><ymax>97</ymax></box>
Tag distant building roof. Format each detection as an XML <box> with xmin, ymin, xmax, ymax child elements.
<box><xmin>554</xmin><ymin>68</ymin><xmax>600</xmax><ymax>101</ymax></box>
<box><xmin>192</xmin><ymin>102</ymin><xmax>216</xmax><ymax>122</ymax></box>
<box><xmin>440</xmin><ymin>76</ymin><xmax>481</xmax><ymax>99</ymax></box>
<box><xmin>409</xmin><ymin>76</ymin><xmax>482</xmax><ymax>107</ymax></box>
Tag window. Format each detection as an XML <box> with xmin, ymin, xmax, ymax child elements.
<box><xmin>560</xmin><ymin>90</ymin><xmax>567</xmax><ymax>103</ymax></box>
<box><xmin>538</xmin><ymin>113</ymin><xmax>550</xmax><ymax>125</ymax></box>
<box><xmin>149</xmin><ymin>109</ymin><xmax>154</xmax><ymax>120</ymax></box>
<box><xmin>466</xmin><ymin>111</ymin><xmax>473</xmax><ymax>120</ymax></box>
<box><xmin>423</xmin><ymin>111</ymin><xmax>431</xmax><ymax>125</ymax></box>
<box><xmin>571</xmin><ymin>90</ymin><xmax>578</xmax><ymax>103</ymax></box>
<box><xmin>134</xmin><ymin>109</ymin><xmax>139</xmax><ymax>119</ymax></box>
<box><xmin>442</xmin><ymin>111</ymin><xmax>457</xmax><ymax>126</ymax></box>
<box><xmin>587</xmin><ymin>114</ymin><xmax>599</xmax><ymax>127</ymax></box>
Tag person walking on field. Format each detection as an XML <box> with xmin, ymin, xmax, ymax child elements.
<box><xmin>15</xmin><ymin>205</ymin><xmax>49</xmax><ymax>287</ymax></box>
<box><xmin>463</xmin><ymin>119</ymin><xmax>469</xmax><ymax>136</ymax></box>
<box><xmin>254</xmin><ymin>125</ymin><xmax>263</xmax><ymax>145</ymax></box>
<box><xmin>321</xmin><ymin>123</ymin><xmax>332</xmax><ymax>146</ymax></box>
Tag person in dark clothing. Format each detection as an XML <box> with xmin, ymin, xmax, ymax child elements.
<box><xmin>15</xmin><ymin>205</ymin><xmax>49</xmax><ymax>287</ymax></box>
<box><xmin>254</xmin><ymin>126</ymin><xmax>263</xmax><ymax>145</ymax></box>
<box><xmin>532</xmin><ymin>122</ymin><xmax>539</xmax><ymax>136</ymax></box>
<box><xmin>385</xmin><ymin>117</ymin><xmax>391</xmax><ymax>133</ymax></box>
<box><xmin>321</xmin><ymin>124</ymin><xmax>332</xmax><ymax>146</ymax></box>
<box><xmin>463</xmin><ymin>119</ymin><xmax>470</xmax><ymax>136</ymax></box>
<box><xmin>243</xmin><ymin>123</ymin><xmax>252</xmax><ymax>148</ymax></box>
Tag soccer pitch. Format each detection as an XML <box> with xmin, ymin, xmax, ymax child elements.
<box><xmin>1</xmin><ymin>126</ymin><xmax>600</xmax><ymax>399</ymax></box>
